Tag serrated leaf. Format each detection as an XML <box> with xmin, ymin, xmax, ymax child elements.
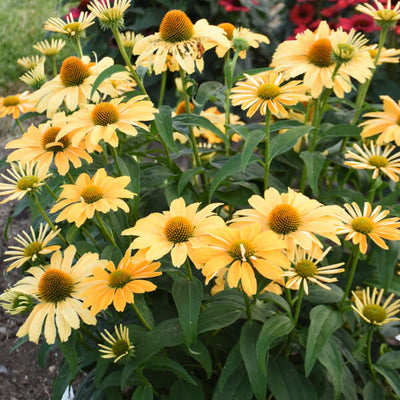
<box><xmin>270</xmin><ymin>126</ymin><xmax>313</xmax><ymax>161</ymax></box>
<box><xmin>90</xmin><ymin>65</ymin><xmax>127</xmax><ymax>99</ymax></box>
<box><xmin>154</xmin><ymin>105</ymin><xmax>178</xmax><ymax>152</ymax></box>
<box><xmin>241</xmin><ymin>129</ymin><xmax>264</xmax><ymax>171</ymax></box>
<box><xmin>174</xmin><ymin>114</ymin><xmax>228</xmax><ymax>146</ymax></box>
<box><xmin>374</xmin><ymin>364</ymin><xmax>400</xmax><ymax>397</ymax></box>
<box><xmin>363</xmin><ymin>380</ymin><xmax>385</xmax><ymax>400</ymax></box>
<box><xmin>198</xmin><ymin>303</ymin><xmax>242</xmax><ymax>333</ymax></box>
<box><xmin>240</xmin><ymin>321</ymin><xmax>266</xmax><ymax>400</ymax></box>
<box><xmin>305</xmin><ymin>305</ymin><xmax>342</xmax><ymax>377</ymax></box>
<box><xmin>256</xmin><ymin>316</ymin><xmax>293</xmax><ymax>376</ymax></box>
<box><xmin>172</xmin><ymin>277</ymin><xmax>203</xmax><ymax>346</ymax></box>
<box><xmin>319</xmin><ymin>338</ymin><xmax>342</xmax><ymax>400</ymax></box>
<box><xmin>299</xmin><ymin>151</ymin><xmax>326</xmax><ymax>196</ymax></box>
<box><xmin>178</xmin><ymin>167</ymin><xmax>204</xmax><ymax>195</ymax></box>
<box><xmin>132</xmin><ymin>385</ymin><xmax>153</xmax><ymax>400</ymax></box>
<box><xmin>143</xmin><ymin>355</ymin><xmax>197</xmax><ymax>385</ymax></box>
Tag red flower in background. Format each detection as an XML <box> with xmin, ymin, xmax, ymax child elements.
<box><xmin>290</xmin><ymin>3</ymin><xmax>315</xmax><ymax>26</ymax></box>
<box><xmin>338</xmin><ymin>14</ymin><xmax>376</xmax><ymax>32</ymax></box>
<box><xmin>219</xmin><ymin>0</ymin><xmax>259</xmax><ymax>12</ymax></box>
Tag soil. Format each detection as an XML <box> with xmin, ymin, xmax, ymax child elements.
<box><xmin>0</xmin><ymin>112</ymin><xmax>62</xmax><ymax>400</ymax></box>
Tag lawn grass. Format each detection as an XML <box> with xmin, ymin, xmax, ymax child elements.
<box><xmin>0</xmin><ymin>0</ymin><xmax>61</xmax><ymax>87</ymax></box>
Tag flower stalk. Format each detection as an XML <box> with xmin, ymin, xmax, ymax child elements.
<box><xmin>340</xmin><ymin>246</ymin><xmax>361</xmax><ymax>309</ymax></box>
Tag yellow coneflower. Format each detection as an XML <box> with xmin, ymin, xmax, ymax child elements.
<box><xmin>0</xmin><ymin>91</ymin><xmax>36</xmax><ymax>119</ymax></box>
<box><xmin>122</xmin><ymin>197</ymin><xmax>225</xmax><ymax>268</ymax></box>
<box><xmin>360</xmin><ymin>95</ymin><xmax>400</xmax><ymax>146</ymax></box>
<box><xmin>120</xmin><ymin>31</ymin><xmax>144</xmax><ymax>54</ymax></box>
<box><xmin>81</xmin><ymin>248</ymin><xmax>161</xmax><ymax>315</ymax></box>
<box><xmin>344</xmin><ymin>142</ymin><xmax>400</xmax><ymax>182</ymax></box>
<box><xmin>32</xmin><ymin>55</ymin><xmax>115</xmax><ymax>116</ymax></box>
<box><xmin>17</xmin><ymin>55</ymin><xmax>45</xmax><ymax>70</ymax></box>
<box><xmin>337</xmin><ymin>202</ymin><xmax>400</xmax><ymax>254</ymax></box>
<box><xmin>0</xmin><ymin>162</ymin><xmax>51</xmax><ymax>204</ymax></box>
<box><xmin>4</xmin><ymin>223</ymin><xmax>60</xmax><ymax>271</ymax></box>
<box><xmin>233</xmin><ymin>187</ymin><xmax>342</xmax><ymax>256</ymax></box>
<box><xmin>50</xmin><ymin>168</ymin><xmax>134</xmax><ymax>227</ymax></box>
<box><xmin>230</xmin><ymin>71</ymin><xmax>307</xmax><ymax>118</ymax></box>
<box><xmin>215</xmin><ymin>26</ymin><xmax>270</xmax><ymax>59</ymax></box>
<box><xmin>44</xmin><ymin>12</ymin><xmax>95</xmax><ymax>38</ymax></box>
<box><xmin>0</xmin><ymin>289</ymin><xmax>34</xmax><ymax>315</ymax></box>
<box><xmin>6</xmin><ymin>112</ymin><xmax>93</xmax><ymax>175</ymax></box>
<box><xmin>352</xmin><ymin>287</ymin><xmax>400</xmax><ymax>325</ymax></box>
<box><xmin>15</xmin><ymin>246</ymin><xmax>105</xmax><ymax>344</ymax></box>
<box><xmin>89</xmin><ymin>0</ymin><xmax>131</xmax><ymax>30</ymax></box>
<box><xmin>33</xmin><ymin>39</ymin><xmax>66</xmax><ymax>57</ymax></box>
<box><xmin>134</xmin><ymin>9</ymin><xmax>230</xmax><ymax>75</ymax></box>
<box><xmin>283</xmin><ymin>246</ymin><xmax>344</xmax><ymax>295</ymax></box>
<box><xmin>365</xmin><ymin>45</ymin><xmax>400</xmax><ymax>65</ymax></box>
<box><xmin>55</xmin><ymin>96</ymin><xmax>157</xmax><ymax>152</ymax></box>
<box><xmin>192</xmin><ymin>223</ymin><xmax>289</xmax><ymax>297</ymax></box>
<box><xmin>356</xmin><ymin>0</ymin><xmax>400</xmax><ymax>27</ymax></box>
<box><xmin>99</xmin><ymin>324</ymin><xmax>135</xmax><ymax>363</ymax></box>
<box><xmin>20</xmin><ymin>62</ymin><xmax>46</xmax><ymax>90</ymax></box>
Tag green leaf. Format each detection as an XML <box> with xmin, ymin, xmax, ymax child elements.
<box><xmin>256</xmin><ymin>316</ymin><xmax>293</xmax><ymax>376</ymax></box>
<box><xmin>213</xmin><ymin>343</ymin><xmax>253</xmax><ymax>400</ymax></box>
<box><xmin>59</xmin><ymin>334</ymin><xmax>79</xmax><ymax>379</ymax></box>
<box><xmin>268</xmin><ymin>357</ymin><xmax>318</xmax><ymax>400</ymax></box>
<box><xmin>270</xmin><ymin>126</ymin><xmax>313</xmax><ymax>161</ymax></box>
<box><xmin>240</xmin><ymin>321</ymin><xmax>266</xmax><ymax>400</ymax></box>
<box><xmin>369</xmin><ymin>247</ymin><xmax>398</xmax><ymax>291</ymax></box>
<box><xmin>134</xmin><ymin>295</ymin><xmax>155</xmax><ymax>330</ymax></box>
<box><xmin>299</xmin><ymin>151</ymin><xmax>326</xmax><ymax>196</ymax></box>
<box><xmin>363</xmin><ymin>381</ymin><xmax>385</xmax><ymax>400</ymax></box>
<box><xmin>178</xmin><ymin>167</ymin><xmax>204</xmax><ymax>195</ymax></box>
<box><xmin>224</xmin><ymin>60</ymin><xmax>233</xmax><ymax>89</ymax></box>
<box><xmin>374</xmin><ymin>364</ymin><xmax>400</xmax><ymax>397</ymax></box>
<box><xmin>170</xmin><ymin>380</ymin><xmax>205</xmax><ymax>400</ymax></box>
<box><xmin>194</xmin><ymin>81</ymin><xmax>225</xmax><ymax>110</ymax></box>
<box><xmin>174</xmin><ymin>114</ymin><xmax>228</xmax><ymax>146</ymax></box>
<box><xmin>90</xmin><ymin>64</ymin><xmax>127</xmax><ymax>99</ymax></box>
<box><xmin>172</xmin><ymin>277</ymin><xmax>203</xmax><ymax>346</ymax></box>
<box><xmin>257</xmin><ymin>291</ymin><xmax>292</xmax><ymax>315</ymax></box>
<box><xmin>306</xmin><ymin>284</ymin><xmax>344</xmax><ymax>304</ymax></box>
<box><xmin>240</xmin><ymin>129</ymin><xmax>264</xmax><ymax>171</ymax></box>
<box><xmin>95</xmin><ymin>356</ymin><xmax>110</xmax><ymax>387</ymax></box>
<box><xmin>52</xmin><ymin>360</ymin><xmax>72</xmax><ymax>400</ymax></box>
<box><xmin>154</xmin><ymin>106</ymin><xmax>178</xmax><ymax>152</ymax></box>
<box><xmin>319</xmin><ymin>338</ymin><xmax>342</xmax><ymax>400</ymax></box>
<box><xmin>187</xmin><ymin>340</ymin><xmax>212</xmax><ymax>379</ymax></box>
<box><xmin>234</xmin><ymin>67</ymin><xmax>272</xmax><ymax>83</ymax></box>
<box><xmin>38</xmin><ymin>341</ymin><xmax>55</xmax><ymax>369</ymax></box>
<box><xmin>117</xmin><ymin>154</ymin><xmax>140</xmax><ymax>214</ymax></box>
<box><xmin>143</xmin><ymin>355</ymin><xmax>197</xmax><ymax>385</ymax></box>
<box><xmin>198</xmin><ymin>303</ymin><xmax>243</xmax><ymax>333</ymax></box>
<box><xmin>132</xmin><ymin>385</ymin><xmax>153</xmax><ymax>400</ymax></box>
<box><xmin>210</xmin><ymin>153</ymin><xmax>257</xmax><ymax>198</ymax></box>
<box><xmin>377</xmin><ymin>351</ymin><xmax>400</xmax><ymax>369</ymax></box>
<box><xmin>66</xmin><ymin>224</ymin><xmax>79</xmax><ymax>243</ymax></box>
<box><xmin>319</xmin><ymin>124</ymin><xmax>361</xmax><ymax>141</ymax></box>
<box><xmin>305</xmin><ymin>305</ymin><xmax>342</xmax><ymax>377</ymax></box>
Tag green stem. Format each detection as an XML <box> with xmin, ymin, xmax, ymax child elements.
<box><xmin>112</xmin><ymin>27</ymin><xmax>148</xmax><ymax>97</ymax></box>
<box><xmin>158</xmin><ymin>71</ymin><xmax>167</xmax><ymax>108</ymax></box>
<box><xmin>66</xmin><ymin>172</ymin><xmax>75</xmax><ymax>184</ymax></box>
<box><xmin>15</xmin><ymin>118</ymin><xmax>24</xmax><ymax>133</ymax></box>
<box><xmin>44</xmin><ymin>182</ymin><xmax>58</xmax><ymax>200</ymax></box>
<box><xmin>184</xmin><ymin>259</ymin><xmax>193</xmax><ymax>280</ymax></box>
<box><xmin>50</xmin><ymin>56</ymin><xmax>57</xmax><ymax>77</ymax></box>
<box><xmin>366</xmin><ymin>328</ymin><xmax>377</xmax><ymax>381</ymax></box>
<box><xmin>179</xmin><ymin>67</ymin><xmax>206</xmax><ymax>189</ymax></box>
<box><xmin>110</xmin><ymin>146</ymin><xmax>123</xmax><ymax>176</ymax></box>
<box><xmin>339</xmin><ymin>246</ymin><xmax>361</xmax><ymax>309</ymax></box>
<box><xmin>264</xmin><ymin>108</ymin><xmax>271</xmax><ymax>190</ymax></box>
<box><xmin>82</xmin><ymin>226</ymin><xmax>98</xmax><ymax>246</ymax></box>
<box><xmin>74</xmin><ymin>37</ymin><xmax>83</xmax><ymax>58</ymax></box>
<box><xmin>32</xmin><ymin>193</ymin><xmax>66</xmax><ymax>244</ymax></box>
<box><xmin>95</xmin><ymin>211</ymin><xmax>116</xmax><ymax>247</ymax></box>
<box><xmin>243</xmin><ymin>291</ymin><xmax>252</xmax><ymax>321</ymax></box>
<box><xmin>132</xmin><ymin>302</ymin><xmax>152</xmax><ymax>331</ymax></box>
<box><xmin>293</xmin><ymin>284</ymin><xmax>304</xmax><ymax>327</ymax></box>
